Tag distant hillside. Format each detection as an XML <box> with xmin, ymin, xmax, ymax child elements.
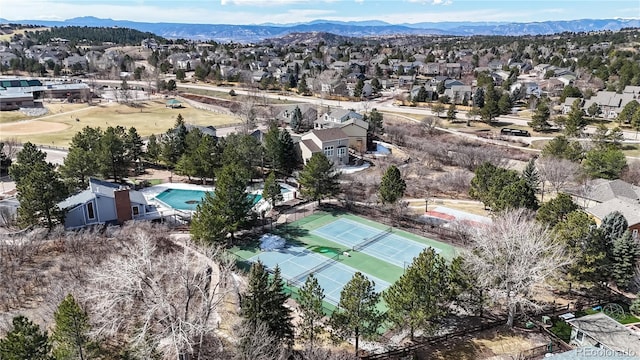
<box><xmin>1</xmin><ymin>16</ymin><xmax>639</xmax><ymax>42</ymax></box>
<box><xmin>26</xmin><ymin>25</ymin><xmax>166</xmax><ymax>45</ymax></box>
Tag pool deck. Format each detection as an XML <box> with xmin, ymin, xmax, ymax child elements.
<box><xmin>140</xmin><ymin>182</ymin><xmax>286</xmax><ymax>214</ymax></box>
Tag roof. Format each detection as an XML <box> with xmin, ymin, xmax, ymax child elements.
<box><xmin>300</xmin><ymin>139</ymin><xmax>321</xmax><ymax>153</ymax></box>
<box><xmin>588</xmin><ymin>179</ymin><xmax>640</xmax><ymax>203</ymax></box>
<box><xmin>58</xmin><ymin>189</ymin><xmax>96</xmax><ymax>209</ymax></box>
<box><xmin>567</xmin><ymin>313</ymin><xmax>640</xmax><ymax>354</ymax></box>
<box><xmin>586</xmin><ymin>198</ymin><xmax>640</xmax><ymax>226</ymax></box>
<box><xmin>309</xmin><ymin>128</ymin><xmax>348</xmax><ymax>142</ymax></box>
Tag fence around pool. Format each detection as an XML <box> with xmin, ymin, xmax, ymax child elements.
<box><xmin>247</xmin><ymin>245</ymin><xmax>389</xmax><ymax>305</ymax></box>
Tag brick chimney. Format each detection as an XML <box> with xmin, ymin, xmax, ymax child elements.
<box><xmin>114</xmin><ymin>189</ymin><xmax>132</xmax><ymax>224</ymax></box>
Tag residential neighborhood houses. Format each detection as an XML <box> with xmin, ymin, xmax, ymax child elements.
<box><xmin>2</xmin><ymin>22</ymin><xmax>640</xmax><ymax>360</ymax></box>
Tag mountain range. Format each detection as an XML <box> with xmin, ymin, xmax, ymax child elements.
<box><xmin>1</xmin><ymin>16</ymin><xmax>639</xmax><ymax>42</ymax></box>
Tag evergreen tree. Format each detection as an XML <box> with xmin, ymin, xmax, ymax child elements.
<box><xmin>297</xmin><ymin>75</ymin><xmax>309</xmax><ymax>95</ymax></box>
<box><xmin>446</xmin><ymin>103</ymin><xmax>457</xmax><ymax>122</ymax></box>
<box><xmin>279</xmin><ymin>130</ymin><xmax>297</xmax><ymax>176</ymax></box>
<box><xmin>10</xmin><ymin>144</ymin><xmax>67</xmax><ymax>229</ymax></box>
<box><xmin>541</xmin><ymin>136</ymin><xmax>584</xmax><ymax>162</ymax></box>
<box><xmin>353</xmin><ymin>79</ymin><xmax>364</xmax><ymax>98</ymax></box>
<box><xmin>298</xmin><ymin>274</ymin><xmax>325</xmax><ymax>348</ymax></box>
<box><xmin>481</xmin><ymin>83</ymin><xmax>500</xmax><ymax>122</ymax></box>
<box><xmin>554</xmin><ymin>211</ymin><xmax>607</xmax><ymax>283</ymax></box>
<box><xmin>383</xmin><ymin>248</ymin><xmax>449</xmax><ymax>340</ymax></box>
<box><xmin>617</xmin><ymin>100</ymin><xmax>639</xmax><ymax>125</ymax></box>
<box><xmin>497</xmin><ymin>92</ymin><xmax>512</xmax><ymax>115</ymax></box>
<box><xmin>52</xmin><ymin>294</ymin><xmax>92</xmax><ymax>360</ymax></box>
<box><xmin>266</xmin><ymin>266</ymin><xmax>294</xmax><ymax>346</ymax></box>
<box><xmin>583</xmin><ymin>146</ymin><xmax>627</xmax><ymax>180</ymax></box>
<box><xmin>564</xmin><ymin>99</ymin><xmax>587</xmax><ymax>137</ymax></box>
<box><xmin>528</xmin><ymin>101</ymin><xmax>551</xmax><ymax>131</ymax></box>
<box><xmin>494</xmin><ymin>179</ymin><xmax>539</xmax><ymax>212</ymax></box>
<box><xmin>378</xmin><ymin>165</ymin><xmax>406</xmax><ymax>204</ymax></box>
<box><xmin>145</xmin><ymin>134</ymin><xmax>161</xmax><ymax>165</ymax></box>
<box><xmin>298</xmin><ymin>153</ymin><xmax>340</xmax><ymax>206</ymax></box>
<box><xmin>262</xmin><ymin>171</ymin><xmax>283</xmax><ymax>208</ymax></box>
<box><xmin>220</xmin><ymin>134</ymin><xmax>262</xmax><ymax>181</ymax></box>
<box><xmin>522</xmin><ymin>158</ymin><xmax>540</xmax><ymax>194</ymax></box>
<box><xmin>264</xmin><ymin>123</ymin><xmax>283</xmax><ymax>171</ymax></box>
<box><xmin>611</xmin><ymin>231</ymin><xmax>640</xmax><ymax>290</ymax></box>
<box><xmin>536</xmin><ymin>193</ymin><xmax>578</xmax><ymax>228</ymax></box>
<box><xmin>98</xmin><ymin>126</ymin><xmax>129</xmax><ymax>182</ymax></box>
<box><xmin>209</xmin><ymin>164</ymin><xmax>252</xmax><ymax>242</ymax></box>
<box><xmin>240</xmin><ymin>262</ymin><xmax>293</xmax><ymax>346</ymax></box>
<box><xmin>125</xmin><ymin>127</ymin><xmax>144</xmax><ymax>165</ymax></box>
<box><xmin>330</xmin><ymin>272</ymin><xmax>383</xmax><ymax>355</ymax></box>
<box><xmin>9</xmin><ymin>142</ymin><xmax>46</xmax><ymax>184</ymax></box>
<box><xmin>473</xmin><ymin>87</ymin><xmax>484</xmax><ymax>108</ymax></box>
<box><xmin>290</xmin><ymin>106</ymin><xmax>303</xmax><ymax>133</ymax></box>
<box><xmin>0</xmin><ymin>316</ymin><xmax>52</xmax><ymax>360</ymax></box>
<box><xmin>367</xmin><ymin>109</ymin><xmax>384</xmax><ymax>137</ymax></box>
<box><xmin>60</xmin><ymin>126</ymin><xmax>102</xmax><ymax>192</ymax></box>
<box><xmin>190</xmin><ymin>192</ymin><xmax>227</xmax><ymax>245</ymax></box>
<box><xmin>161</xmin><ymin>115</ymin><xmax>188</xmax><ymax>168</ymax></box>
<box><xmin>241</xmin><ymin>261</ymin><xmax>271</xmax><ymax>328</ymax></box>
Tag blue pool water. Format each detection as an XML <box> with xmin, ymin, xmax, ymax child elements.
<box><xmin>155</xmin><ymin>189</ymin><xmax>262</xmax><ymax>211</ymax></box>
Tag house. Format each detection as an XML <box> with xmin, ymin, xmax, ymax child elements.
<box><xmin>567</xmin><ymin>313</ymin><xmax>640</xmax><ymax>355</ymax></box>
<box><xmin>185</xmin><ymin>124</ymin><xmax>217</xmax><ymax>138</ymax></box>
<box><xmin>276</xmin><ymin>104</ymin><xmax>318</xmax><ymax>130</ymax></box>
<box><xmin>58</xmin><ymin>178</ymin><xmax>160</xmax><ymax>229</ymax></box>
<box><xmin>570</xmin><ymin>179</ymin><xmax>640</xmax><ymax>239</ymax></box>
<box><xmin>299</xmin><ymin>128</ymin><xmax>349</xmax><ymax>165</ymax></box>
<box><xmin>315</xmin><ymin>108</ymin><xmax>368</xmax><ymax>152</ymax></box>
<box><xmin>443</xmin><ymin>85</ymin><xmax>472</xmax><ymax>105</ymax></box>
<box><xmin>583</xmin><ymin>91</ymin><xmax>636</xmax><ymax>119</ymax></box>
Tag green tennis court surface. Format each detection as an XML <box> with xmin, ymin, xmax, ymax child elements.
<box><xmin>232</xmin><ymin>211</ymin><xmax>459</xmax><ymax>310</ymax></box>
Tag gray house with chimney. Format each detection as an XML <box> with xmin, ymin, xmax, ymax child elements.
<box><xmin>58</xmin><ymin>178</ymin><xmax>160</xmax><ymax>229</ymax></box>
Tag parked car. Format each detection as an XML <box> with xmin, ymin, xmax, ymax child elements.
<box><xmin>500</xmin><ymin>128</ymin><xmax>531</xmax><ymax>137</ymax></box>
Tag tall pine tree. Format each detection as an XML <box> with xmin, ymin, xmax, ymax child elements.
<box><xmin>298</xmin><ymin>274</ymin><xmax>326</xmax><ymax>348</ymax></box>
<box><xmin>611</xmin><ymin>231</ymin><xmax>640</xmax><ymax>290</ymax></box>
<box><xmin>383</xmin><ymin>248</ymin><xmax>450</xmax><ymax>340</ymax></box>
<box><xmin>10</xmin><ymin>143</ymin><xmax>67</xmax><ymax>229</ymax></box>
<box><xmin>330</xmin><ymin>272</ymin><xmax>383</xmax><ymax>355</ymax></box>
<box><xmin>240</xmin><ymin>262</ymin><xmax>293</xmax><ymax>346</ymax></box>
<box><xmin>0</xmin><ymin>316</ymin><xmax>52</xmax><ymax>360</ymax></box>
<box><xmin>52</xmin><ymin>294</ymin><xmax>92</xmax><ymax>360</ymax></box>
<box><xmin>298</xmin><ymin>153</ymin><xmax>340</xmax><ymax>206</ymax></box>
<box><xmin>378</xmin><ymin>165</ymin><xmax>406</xmax><ymax>204</ymax></box>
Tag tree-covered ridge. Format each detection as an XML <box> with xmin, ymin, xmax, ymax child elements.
<box><xmin>26</xmin><ymin>26</ymin><xmax>166</xmax><ymax>46</ymax></box>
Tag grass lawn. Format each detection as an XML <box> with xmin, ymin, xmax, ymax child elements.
<box><xmin>179</xmin><ymin>86</ymin><xmax>297</xmax><ymax>105</ymax></box>
<box><xmin>0</xmin><ymin>100</ymin><xmax>239</xmax><ymax>147</ymax></box>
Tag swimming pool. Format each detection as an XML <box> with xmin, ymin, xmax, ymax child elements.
<box><xmin>154</xmin><ymin>188</ymin><xmax>262</xmax><ymax>211</ymax></box>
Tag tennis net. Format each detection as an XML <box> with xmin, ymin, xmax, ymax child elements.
<box><xmin>353</xmin><ymin>226</ymin><xmax>393</xmax><ymax>251</ymax></box>
<box><xmin>288</xmin><ymin>253</ymin><xmax>340</xmax><ymax>287</ymax></box>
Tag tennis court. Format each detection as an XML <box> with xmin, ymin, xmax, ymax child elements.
<box><xmin>248</xmin><ymin>245</ymin><xmax>390</xmax><ymax>305</ymax></box>
<box><xmin>312</xmin><ymin>218</ymin><xmax>435</xmax><ymax>268</ymax></box>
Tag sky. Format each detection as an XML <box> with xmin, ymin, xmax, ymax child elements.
<box><xmin>1</xmin><ymin>0</ymin><xmax>639</xmax><ymax>25</ymax></box>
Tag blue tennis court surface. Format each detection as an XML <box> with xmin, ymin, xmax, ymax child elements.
<box><xmin>312</xmin><ymin>218</ymin><xmax>435</xmax><ymax>268</ymax></box>
<box><xmin>248</xmin><ymin>245</ymin><xmax>390</xmax><ymax>305</ymax></box>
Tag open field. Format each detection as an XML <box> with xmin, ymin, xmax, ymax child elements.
<box><xmin>0</xmin><ymin>100</ymin><xmax>240</xmax><ymax>146</ymax></box>
<box><xmin>0</xmin><ymin>27</ymin><xmax>49</xmax><ymax>41</ymax></box>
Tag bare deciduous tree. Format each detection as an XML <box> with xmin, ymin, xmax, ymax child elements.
<box><xmin>85</xmin><ymin>226</ymin><xmax>234</xmax><ymax>359</ymax></box>
<box><xmin>538</xmin><ymin>157</ymin><xmax>580</xmax><ymax>195</ymax></box>
<box><xmin>464</xmin><ymin>209</ymin><xmax>571</xmax><ymax>327</ymax></box>
<box><xmin>232</xmin><ymin>320</ymin><xmax>290</xmax><ymax>360</ymax></box>
<box><xmin>622</xmin><ymin>160</ymin><xmax>640</xmax><ymax>186</ymax></box>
